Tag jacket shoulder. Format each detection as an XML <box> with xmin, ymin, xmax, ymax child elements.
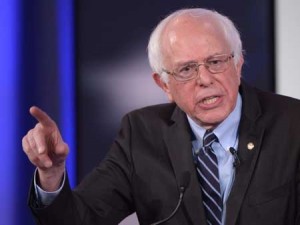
<box><xmin>256</xmin><ymin>89</ymin><xmax>300</xmax><ymax>113</ymax></box>
<box><xmin>126</xmin><ymin>103</ymin><xmax>177</xmax><ymax>122</ymax></box>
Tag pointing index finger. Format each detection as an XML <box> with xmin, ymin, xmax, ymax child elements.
<box><xmin>29</xmin><ymin>106</ymin><xmax>55</xmax><ymax>128</ymax></box>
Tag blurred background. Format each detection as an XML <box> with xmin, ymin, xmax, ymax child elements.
<box><xmin>0</xmin><ymin>0</ymin><xmax>299</xmax><ymax>224</ymax></box>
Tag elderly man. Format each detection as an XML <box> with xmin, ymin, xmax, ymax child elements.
<box><xmin>23</xmin><ymin>8</ymin><xmax>300</xmax><ymax>225</ymax></box>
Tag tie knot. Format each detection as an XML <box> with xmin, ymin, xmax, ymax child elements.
<box><xmin>203</xmin><ymin>130</ymin><xmax>218</xmax><ymax>147</ymax></box>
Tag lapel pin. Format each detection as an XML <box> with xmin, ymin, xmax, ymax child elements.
<box><xmin>247</xmin><ymin>142</ymin><xmax>254</xmax><ymax>150</ymax></box>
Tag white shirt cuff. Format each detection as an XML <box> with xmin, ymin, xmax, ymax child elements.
<box><xmin>34</xmin><ymin>168</ymin><xmax>66</xmax><ymax>206</ymax></box>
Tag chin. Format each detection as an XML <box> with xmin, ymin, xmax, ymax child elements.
<box><xmin>195</xmin><ymin>114</ymin><xmax>227</xmax><ymax>129</ymax></box>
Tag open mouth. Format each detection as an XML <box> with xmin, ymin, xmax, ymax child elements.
<box><xmin>202</xmin><ymin>96</ymin><xmax>219</xmax><ymax>105</ymax></box>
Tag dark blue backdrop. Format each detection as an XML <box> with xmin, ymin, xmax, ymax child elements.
<box><xmin>0</xmin><ymin>0</ymin><xmax>75</xmax><ymax>224</ymax></box>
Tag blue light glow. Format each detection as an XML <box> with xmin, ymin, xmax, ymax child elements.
<box><xmin>56</xmin><ymin>0</ymin><xmax>76</xmax><ymax>188</ymax></box>
<box><xmin>0</xmin><ymin>0</ymin><xmax>20</xmax><ymax>224</ymax></box>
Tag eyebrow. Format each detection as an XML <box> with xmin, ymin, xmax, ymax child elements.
<box><xmin>174</xmin><ymin>53</ymin><xmax>228</xmax><ymax>67</ymax></box>
<box><xmin>174</xmin><ymin>60</ymin><xmax>198</xmax><ymax>68</ymax></box>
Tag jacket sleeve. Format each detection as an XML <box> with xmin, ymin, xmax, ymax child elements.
<box><xmin>28</xmin><ymin>114</ymin><xmax>135</xmax><ymax>225</ymax></box>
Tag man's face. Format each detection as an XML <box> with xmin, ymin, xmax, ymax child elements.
<box><xmin>154</xmin><ymin>16</ymin><xmax>243</xmax><ymax>129</ymax></box>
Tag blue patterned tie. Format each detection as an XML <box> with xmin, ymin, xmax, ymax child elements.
<box><xmin>195</xmin><ymin>130</ymin><xmax>223</xmax><ymax>225</ymax></box>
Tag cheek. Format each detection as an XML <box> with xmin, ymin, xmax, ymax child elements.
<box><xmin>170</xmin><ymin>84</ymin><xmax>195</xmax><ymax>107</ymax></box>
<box><xmin>223</xmin><ymin>75</ymin><xmax>241</xmax><ymax>111</ymax></box>
<box><xmin>169</xmin><ymin>83</ymin><xmax>193</xmax><ymax>99</ymax></box>
<box><xmin>225</xmin><ymin>72</ymin><xmax>241</xmax><ymax>95</ymax></box>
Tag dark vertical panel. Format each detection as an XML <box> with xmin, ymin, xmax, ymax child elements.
<box><xmin>0</xmin><ymin>0</ymin><xmax>76</xmax><ymax>224</ymax></box>
<box><xmin>56</xmin><ymin>0</ymin><xmax>77</xmax><ymax>188</ymax></box>
<box><xmin>17</xmin><ymin>2</ymin><xmax>60</xmax><ymax>224</ymax></box>
<box><xmin>0</xmin><ymin>1</ymin><xmax>20</xmax><ymax>224</ymax></box>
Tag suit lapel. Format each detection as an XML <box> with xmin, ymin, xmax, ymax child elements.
<box><xmin>226</xmin><ymin>82</ymin><xmax>265</xmax><ymax>225</ymax></box>
<box><xmin>163</xmin><ymin>107</ymin><xmax>207</xmax><ymax>225</ymax></box>
<box><xmin>225</xmin><ymin>116</ymin><xmax>264</xmax><ymax>225</ymax></box>
<box><xmin>162</xmin><ymin>82</ymin><xmax>265</xmax><ymax>225</ymax></box>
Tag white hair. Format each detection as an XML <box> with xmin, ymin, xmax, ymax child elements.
<box><xmin>147</xmin><ymin>8</ymin><xmax>243</xmax><ymax>82</ymax></box>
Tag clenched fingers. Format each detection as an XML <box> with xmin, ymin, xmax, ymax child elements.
<box><xmin>22</xmin><ymin>107</ymin><xmax>69</xmax><ymax>170</ymax></box>
<box><xmin>22</xmin><ymin>130</ymin><xmax>53</xmax><ymax>169</ymax></box>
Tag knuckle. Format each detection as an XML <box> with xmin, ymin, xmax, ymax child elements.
<box><xmin>25</xmin><ymin>151</ymin><xmax>39</xmax><ymax>166</ymax></box>
<box><xmin>27</xmin><ymin>129</ymin><xmax>33</xmax><ymax>137</ymax></box>
<box><xmin>22</xmin><ymin>137</ymin><xmax>34</xmax><ymax>155</ymax></box>
<box><xmin>22</xmin><ymin>136</ymin><xmax>27</xmax><ymax>146</ymax></box>
<box><xmin>57</xmin><ymin>143</ymin><xmax>69</xmax><ymax>154</ymax></box>
<box><xmin>23</xmin><ymin>145</ymin><xmax>30</xmax><ymax>154</ymax></box>
<box><xmin>28</xmin><ymin>136</ymin><xmax>36</xmax><ymax>149</ymax></box>
<box><xmin>38</xmin><ymin>146</ymin><xmax>47</xmax><ymax>154</ymax></box>
<box><xmin>32</xmin><ymin>127</ymin><xmax>41</xmax><ymax>136</ymax></box>
<box><xmin>35</xmin><ymin>123</ymin><xmax>43</xmax><ymax>129</ymax></box>
<box><xmin>31</xmin><ymin>156</ymin><xmax>42</xmax><ymax>167</ymax></box>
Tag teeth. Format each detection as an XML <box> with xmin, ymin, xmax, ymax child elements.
<box><xmin>203</xmin><ymin>96</ymin><xmax>218</xmax><ymax>104</ymax></box>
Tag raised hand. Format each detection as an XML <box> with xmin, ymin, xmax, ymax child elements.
<box><xmin>22</xmin><ymin>106</ymin><xmax>69</xmax><ymax>191</ymax></box>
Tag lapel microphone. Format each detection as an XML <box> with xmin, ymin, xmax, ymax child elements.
<box><xmin>150</xmin><ymin>172</ymin><xmax>191</xmax><ymax>225</ymax></box>
<box><xmin>229</xmin><ymin>147</ymin><xmax>240</xmax><ymax>167</ymax></box>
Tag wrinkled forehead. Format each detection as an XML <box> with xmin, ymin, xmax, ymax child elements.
<box><xmin>167</xmin><ymin>13</ymin><xmax>223</xmax><ymax>31</ymax></box>
<box><xmin>160</xmin><ymin>14</ymin><xmax>230</xmax><ymax>64</ymax></box>
<box><xmin>162</xmin><ymin>13</ymin><xmax>227</xmax><ymax>48</ymax></box>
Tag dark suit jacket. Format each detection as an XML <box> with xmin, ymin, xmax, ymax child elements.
<box><xmin>29</xmin><ymin>82</ymin><xmax>300</xmax><ymax>225</ymax></box>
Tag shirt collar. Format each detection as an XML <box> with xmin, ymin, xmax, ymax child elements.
<box><xmin>187</xmin><ymin>93</ymin><xmax>242</xmax><ymax>151</ymax></box>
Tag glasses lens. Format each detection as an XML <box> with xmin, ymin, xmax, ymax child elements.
<box><xmin>206</xmin><ymin>55</ymin><xmax>231</xmax><ymax>73</ymax></box>
<box><xmin>168</xmin><ymin>54</ymin><xmax>233</xmax><ymax>81</ymax></box>
<box><xmin>175</xmin><ymin>63</ymin><xmax>198</xmax><ymax>81</ymax></box>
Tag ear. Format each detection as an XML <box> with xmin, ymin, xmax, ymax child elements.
<box><xmin>152</xmin><ymin>73</ymin><xmax>174</xmax><ymax>102</ymax></box>
<box><xmin>236</xmin><ymin>56</ymin><xmax>244</xmax><ymax>79</ymax></box>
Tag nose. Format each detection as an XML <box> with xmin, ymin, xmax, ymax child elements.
<box><xmin>195</xmin><ymin>66</ymin><xmax>214</xmax><ymax>86</ymax></box>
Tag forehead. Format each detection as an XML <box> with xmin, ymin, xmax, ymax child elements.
<box><xmin>161</xmin><ymin>15</ymin><xmax>231</xmax><ymax>66</ymax></box>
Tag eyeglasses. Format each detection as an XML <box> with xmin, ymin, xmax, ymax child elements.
<box><xmin>163</xmin><ymin>53</ymin><xmax>234</xmax><ymax>82</ymax></box>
